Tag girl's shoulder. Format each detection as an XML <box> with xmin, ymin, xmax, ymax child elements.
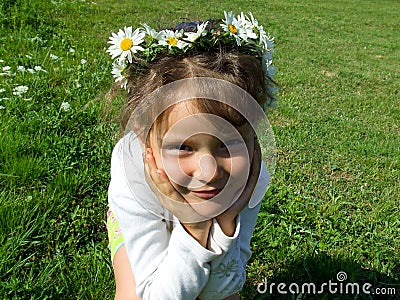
<box><xmin>110</xmin><ymin>132</ymin><xmax>167</xmax><ymax>219</ymax></box>
<box><xmin>248</xmin><ymin>162</ymin><xmax>270</xmax><ymax>209</ymax></box>
<box><xmin>112</xmin><ymin>131</ymin><xmax>141</xmax><ymax>159</ymax></box>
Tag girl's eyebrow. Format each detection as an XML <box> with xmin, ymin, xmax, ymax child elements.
<box><xmin>161</xmin><ymin>132</ymin><xmax>252</xmax><ymax>148</ymax></box>
<box><xmin>161</xmin><ymin>123</ymin><xmax>253</xmax><ymax>139</ymax></box>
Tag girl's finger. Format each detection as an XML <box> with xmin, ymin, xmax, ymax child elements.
<box><xmin>143</xmin><ymin>149</ymin><xmax>209</xmax><ymax>222</ymax></box>
<box><xmin>244</xmin><ymin>142</ymin><xmax>262</xmax><ymax>196</ymax></box>
<box><xmin>144</xmin><ymin>148</ymin><xmax>168</xmax><ymax>184</ymax></box>
<box><xmin>228</xmin><ymin>142</ymin><xmax>262</xmax><ymax>213</ymax></box>
<box><xmin>144</xmin><ymin>149</ymin><xmax>158</xmax><ymax>175</ymax></box>
<box><xmin>144</xmin><ymin>148</ymin><xmax>184</xmax><ymax>200</ymax></box>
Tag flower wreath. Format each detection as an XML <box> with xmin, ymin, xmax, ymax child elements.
<box><xmin>106</xmin><ymin>11</ymin><xmax>277</xmax><ymax>107</ymax></box>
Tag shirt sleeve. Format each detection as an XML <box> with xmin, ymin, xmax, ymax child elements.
<box><xmin>197</xmin><ymin>163</ymin><xmax>269</xmax><ymax>300</ymax></box>
<box><xmin>108</xmin><ymin>136</ymin><xmax>220</xmax><ymax>300</ymax></box>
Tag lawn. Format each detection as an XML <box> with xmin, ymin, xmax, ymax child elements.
<box><xmin>0</xmin><ymin>0</ymin><xmax>399</xmax><ymax>299</ymax></box>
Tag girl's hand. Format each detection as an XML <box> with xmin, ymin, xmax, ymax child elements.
<box><xmin>216</xmin><ymin>141</ymin><xmax>262</xmax><ymax>236</ymax></box>
<box><xmin>144</xmin><ymin>149</ymin><xmax>212</xmax><ymax>247</ymax></box>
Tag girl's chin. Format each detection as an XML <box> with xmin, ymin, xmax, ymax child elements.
<box><xmin>184</xmin><ymin>190</ymin><xmax>242</xmax><ymax>218</ymax></box>
<box><xmin>188</xmin><ymin>200</ymin><xmax>228</xmax><ymax>218</ymax></box>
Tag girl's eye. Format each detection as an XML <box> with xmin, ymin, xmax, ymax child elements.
<box><xmin>166</xmin><ymin>144</ymin><xmax>192</xmax><ymax>152</ymax></box>
<box><xmin>178</xmin><ymin>144</ymin><xmax>192</xmax><ymax>151</ymax></box>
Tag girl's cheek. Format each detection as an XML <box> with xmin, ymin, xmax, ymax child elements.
<box><xmin>160</xmin><ymin>154</ymin><xmax>192</xmax><ymax>186</ymax></box>
<box><xmin>230</xmin><ymin>155</ymin><xmax>249</xmax><ymax>175</ymax></box>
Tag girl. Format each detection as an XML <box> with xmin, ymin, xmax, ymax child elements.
<box><xmin>106</xmin><ymin>12</ymin><xmax>277</xmax><ymax>300</ymax></box>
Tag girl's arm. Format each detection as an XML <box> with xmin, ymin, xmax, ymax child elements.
<box><xmin>109</xmin><ymin>135</ymin><xmax>223</xmax><ymax>300</ymax></box>
<box><xmin>113</xmin><ymin>244</ymin><xmax>239</xmax><ymax>300</ymax></box>
<box><xmin>113</xmin><ymin>245</ymin><xmax>141</xmax><ymax>300</ymax></box>
<box><xmin>198</xmin><ymin>162</ymin><xmax>269</xmax><ymax>300</ymax></box>
<box><xmin>216</xmin><ymin>140</ymin><xmax>262</xmax><ymax>236</ymax></box>
<box><xmin>181</xmin><ymin>221</ymin><xmax>212</xmax><ymax>248</ymax></box>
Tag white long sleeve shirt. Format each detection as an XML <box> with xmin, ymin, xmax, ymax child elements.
<box><xmin>108</xmin><ymin>132</ymin><xmax>270</xmax><ymax>300</ymax></box>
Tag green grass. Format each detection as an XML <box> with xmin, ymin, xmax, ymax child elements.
<box><xmin>1</xmin><ymin>0</ymin><xmax>399</xmax><ymax>299</ymax></box>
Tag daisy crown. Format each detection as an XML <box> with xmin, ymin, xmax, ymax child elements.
<box><xmin>107</xmin><ymin>11</ymin><xmax>277</xmax><ymax>108</ymax></box>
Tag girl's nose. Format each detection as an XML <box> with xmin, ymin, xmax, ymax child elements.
<box><xmin>193</xmin><ymin>153</ymin><xmax>222</xmax><ymax>183</ymax></box>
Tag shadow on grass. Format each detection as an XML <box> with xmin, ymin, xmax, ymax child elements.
<box><xmin>242</xmin><ymin>253</ymin><xmax>400</xmax><ymax>300</ymax></box>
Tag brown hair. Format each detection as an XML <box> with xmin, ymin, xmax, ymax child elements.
<box><xmin>121</xmin><ymin>48</ymin><xmax>274</xmax><ymax>128</ymax></box>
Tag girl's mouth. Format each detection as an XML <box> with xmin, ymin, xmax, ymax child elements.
<box><xmin>191</xmin><ymin>189</ymin><xmax>222</xmax><ymax>199</ymax></box>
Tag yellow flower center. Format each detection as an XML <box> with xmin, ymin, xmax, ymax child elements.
<box><xmin>120</xmin><ymin>38</ymin><xmax>133</xmax><ymax>51</ymax></box>
<box><xmin>167</xmin><ymin>37</ymin><xmax>178</xmax><ymax>45</ymax></box>
<box><xmin>228</xmin><ymin>24</ymin><xmax>238</xmax><ymax>34</ymax></box>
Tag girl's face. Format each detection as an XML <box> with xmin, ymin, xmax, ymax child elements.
<box><xmin>148</xmin><ymin>101</ymin><xmax>255</xmax><ymax>206</ymax></box>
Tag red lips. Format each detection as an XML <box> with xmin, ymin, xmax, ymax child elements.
<box><xmin>191</xmin><ymin>189</ymin><xmax>222</xmax><ymax>199</ymax></box>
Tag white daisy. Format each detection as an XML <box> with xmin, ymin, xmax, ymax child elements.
<box><xmin>17</xmin><ymin>66</ymin><xmax>26</xmax><ymax>72</ymax></box>
<box><xmin>81</xmin><ymin>59</ymin><xmax>87</xmax><ymax>64</ymax></box>
<box><xmin>262</xmin><ymin>34</ymin><xmax>275</xmax><ymax>51</ymax></box>
<box><xmin>0</xmin><ymin>71</ymin><xmax>14</xmax><ymax>76</ymax></box>
<box><xmin>111</xmin><ymin>60</ymin><xmax>128</xmax><ymax>89</ymax></box>
<box><xmin>184</xmin><ymin>21</ymin><xmax>209</xmax><ymax>42</ymax></box>
<box><xmin>50</xmin><ymin>54</ymin><xmax>60</xmax><ymax>60</ymax></box>
<box><xmin>13</xmin><ymin>85</ymin><xmax>29</xmax><ymax>93</ymax></box>
<box><xmin>237</xmin><ymin>12</ymin><xmax>257</xmax><ymax>40</ymax></box>
<box><xmin>34</xmin><ymin>66</ymin><xmax>48</xmax><ymax>73</ymax></box>
<box><xmin>252</xmin><ymin>15</ymin><xmax>274</xmax><ymax>51</ymax></box>
<box><xmin>142</xmin><ymin>23</ymin><xmax>163</xmax><ymax>40</ymax></box>
<box><xmin>13</xmin><ymin>85</ymin><xmax>29</xmax><ymax>97</ymax></box>
<box><xmin>221</xmin><ymin>11</ymin><xmax>250</xmax><ymax>45</ymax></box>
<box><xmin>247</xmin><ymin>12</ymin><xmax>269</xmax><ymax>47</ymax></box>
<box><xmin>2</xmin><ymin>66</ymin><xmax>11</xmax><ymax>71</ymax></box>
<box><xmin>107</xmin><ymin>26</ymin><xmax>145</xmax><ymax>63</ymax></box>
<box><xmin>60</xmin><ymin>101</ymin><xmax>71</xmax><ymax>112</ymax></box>
<box><xmin>158</xmin><ymin>30</ymin><xmax>189</xmax><ymax>49</ymax></box>
<box><xmin>248</xmin><ymin>12</ymin><xmax>267</xmax><ymax>36</ymax></box>
<box><xmin>221</xmin><ymin>11</ymin><xmax>239</xmax><ymax>35</ymax></box>
<box><xmin>248</xmin><ymin>12</ymin><xmax>259</xmax><ymax>28</ymax></box>
<box><xmin>27</xmin><ymin>68</ymin><xmax>35</xmax><ymax>74</ymax></box>
<box><xmin>262</xmin><ymin>49</ymin><xmax>276</xmax><ymax>83</ymax></box>
<box><xmin>0</xmin><ymin>89</ymin><xmax>5</xmax><ymax>93</ymax></box>
<box><xmin>0</xmin><ymin>105</ymin><xmax>5</xmax><ymax>110</ymax></box>
<box><xmin>69</xmin><ymin>48</ymin><xmax>76</xmax><ymax>53</ymax></box>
